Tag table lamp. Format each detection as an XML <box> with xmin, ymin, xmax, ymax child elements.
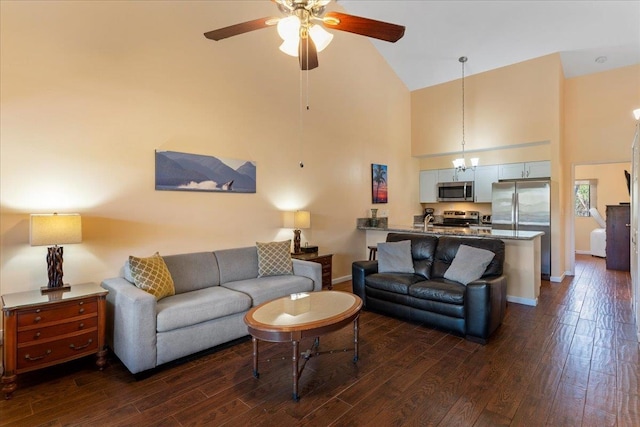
<box><xmin>284</xmin><ymin>210</ymin><xmax>311</xmax><ymax>254</ymax></box>
<box><xmin>30</xmin><ymin>213</ymin><xmax>82</xmax><ymax>292</ymax></box>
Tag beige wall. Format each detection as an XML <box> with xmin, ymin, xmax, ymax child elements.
<box><xmin>564</xmin><ymin>65</ymin><xmax>640</xmax><ymax>268</ymax></box>
<box><xmin>2</xmin><ymin>2</ymin><xmax>639</xmax><ymax>299</ymax></box>
<box><xmin>411</xmin><ymin>54</ymin><xmax>566</xmax><ymax>279</ymax></box>
<box><xmin>412</xmin><ymin>54</ymin><xmax>561</xmax><ymax>162</ymax></box>
<box><xmin>411</xmin><ymin>59</ymin><xmax>639</xmax><ymax>278</ymax></box>
<box><xmin>0</xmin><ymin>1</ymin><xmax>419</xmax><ymax>297</ymax></box>
<box><xmin>574</xmin><ymin>163</ymin><xmax>631</xmax><ymax>253</ymax></box>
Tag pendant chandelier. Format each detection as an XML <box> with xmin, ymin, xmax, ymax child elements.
<box><xmin>453</xmin><ymin>56</ymin><xmax>479</xmax><ymax>172</ymax></box>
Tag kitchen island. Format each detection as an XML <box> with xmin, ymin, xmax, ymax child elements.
<box><xmin>357</xmin><ymin>224</ymin><xmax>543</xmax><ymax>306</ymax></box>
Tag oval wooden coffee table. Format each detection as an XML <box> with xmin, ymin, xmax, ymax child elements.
<box><xmin>244</xmin><ymin>291</ymin><xmax>363</xmax><ymax>401</ymax></box>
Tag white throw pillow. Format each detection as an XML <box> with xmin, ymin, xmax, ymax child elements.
<box><xmin>377</xmin><ymin>240</ymin><xmax>415</xmax><ymax>274</ymax></box>
<box><xmin>444</xmin><ymin>244</ymin><xmax>495</xmax><ymax>285</ymax></box>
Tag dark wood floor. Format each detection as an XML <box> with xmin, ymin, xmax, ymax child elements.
<box><xmin>1</xmin><ymin>255</ymin><xmax>638</xmax><ymax>426</ymax></box>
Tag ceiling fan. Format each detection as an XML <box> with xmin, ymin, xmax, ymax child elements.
<box><xmin>204</xmin><ymin>0</ymin><xmax>405</xmax><ymax>71</ymax></box>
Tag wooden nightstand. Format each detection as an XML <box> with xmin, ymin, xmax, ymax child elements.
<box><xmin>1</xmin><ymin>283</ymin><xmax>108</xmax><ymax>399</ymax></box>
<box><xmin>291</xmin><ymin>253</ymin><xmax>333</xmax><ymax>289</ymax></box>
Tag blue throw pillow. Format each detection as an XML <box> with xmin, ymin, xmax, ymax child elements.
<box><xmin>377</xmin><ymin>240</ymin><xmax>415</xmax><ymax>274</ymax></box>
<box><xmin>444</xmin><ymin>244</ymin><xmax>495</xmax><ymax>285</ymax></box>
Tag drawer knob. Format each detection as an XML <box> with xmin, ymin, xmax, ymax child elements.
<box><xmin>79</xmin><ymin>308</ymin><xmax>85</xmax><ymax>314</ymax></box>
<box><xmin>24</xmin><ymin>349</ymin><xmax>51</xmax><ymax>361</ymax></box>
<box><xmin>70</xmin><ymin>339</ymin><xmax>93</xmax><ymax>351</ymax></box>
<box><xmin>34</xmin><ymin>332</ymin><xmax>41</xmax><ymax>339</ymax></box>
<box><xmin>79</xmin><ymin>323</ymin><xmax>85</xmax><ymax>329</ymax></box>
<box><xmin>34</xmin><ymin>316</ymin><xmax>41</xmax><ymax>323</ymax></box>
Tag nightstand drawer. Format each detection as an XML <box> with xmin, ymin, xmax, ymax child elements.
<box><xmin>17</xmin><ymin>316</ymin><xmax>98</xmax><ymax>344</ymax></box>
<box><xmin>314</xmin><ymin>256</ymin><xmax>332</xmax><ymax>267</ymax></box>
<box><xmin>17</xmin><ymin>330</ymin><xmax>99</xmax><ymax>371</ymax></box>
<box><xmin>17</xmin><ymin>299</ymin><xmax>97</xmax><ymax>327</ymax></box>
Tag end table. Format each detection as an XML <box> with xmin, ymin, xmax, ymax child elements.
<box><xmin>291</xmin><ymin>253</ymin><xmax>333</xmax><ymax>289</ymax></box>
<box><xmin>1</xmin><ymin>283</ymin><xmax>108</xmax><ymax>399</ymax></box>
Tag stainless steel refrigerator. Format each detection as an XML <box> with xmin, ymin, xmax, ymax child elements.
<box><xmin>492</xmin><ymin>180</ymin><xmax>551</xmax><ymax>279</ymax></box>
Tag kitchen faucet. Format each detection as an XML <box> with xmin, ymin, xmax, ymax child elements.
<box><xmin>424</xmin><ymin>214</ymin><xmax>434</xmax><ymax>228</ymax></box>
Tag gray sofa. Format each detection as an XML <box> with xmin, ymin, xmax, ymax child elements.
<box><xmin>101</xmin><ymin>246</ymin><xmax>322</xmax><ymax>374</ymax></box>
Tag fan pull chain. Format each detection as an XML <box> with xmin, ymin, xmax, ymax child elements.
<box><xmin>298</xmin><ymin>36</ymin><xmax>311</xmax><ymax>168</ymax></box>
<box><xmin>299</xmin><ymin>57</ymin><xmax>305</xmax><ymax>168</ymax></box>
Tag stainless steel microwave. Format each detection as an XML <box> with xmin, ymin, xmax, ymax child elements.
<box><xmin>437</xmin><ymin>181</ymin><xmax>474</xmax><ymax>202</ymax></box>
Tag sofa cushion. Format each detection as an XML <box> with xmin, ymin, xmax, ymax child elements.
<box><xmin>386</xmin><ymin>233</ymin><xmax>438</xmax><ymax>279</ymax></box>
<box><xmin>162</xmin><ymin>252</ymin><xmax>220</xmax><ymax>294</ymax></box>
<box><xmin>378</xmin><ymin>240</ymin><xmax>415</xmax><ymax>274</ymax></box>
<box><xmin>444</xmin><ymin>245</ymin><xmax>496</xmax><ymax>285</ymax></box>
<box><xmin>156</xmin><ymin>286</ymin><xmax>251</xmax><ymax>332</ymax></box>
<box><xmin>129</xmin><ymin>253</ymin><xmax>175</xmax><ymax>300</ymax></box>
<box><xmin>432</xmin><ymin>237</ymin><xmax>505</xmax><ymax>279</ymax></box>
<box><xmin>409</xmin><ymin>280</ymin><xmax>465</xmax><ymax>305</ymax></box>
<box><xmin>256</xmin><ymin>240</ymin><xmax>293</xmax><ymax>277</ymax></box>
<box><xmin>222</xmin><ymin>275</ymin><xmax>313</xmax><ymax>306</ymax></box>
<box><xmin>406</xmin><ymin>294</ymin><xmax>466</xmax><ymax>318</ymax></box>
<box><xmin>365</xmin><ymin>273</ymin><xmax>425</xmax><ymax>295</ymax></box>
<box><xmin>215</xmin><ymin>247</ymin><xmax>259</xmax><ymax>284</ymax></box>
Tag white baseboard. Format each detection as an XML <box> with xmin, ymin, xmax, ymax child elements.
<box><xmin>332</xmin><ymin>275</ymin><xmax>351</xmax><ymax>285</ymax></box>
<box><xmin>575</xmin><ymin>250</ymin><xmax>591</xmax><ymax>255</ymax></box>
<box><xmin>550</xmin><ymin>272</ymin><xmax>565</xmax><ymax>283</ymax></box>
<box><xmin>507</xmin><ymin>295</ymin><xmax>538</xmax><ymax>306</ymax></box>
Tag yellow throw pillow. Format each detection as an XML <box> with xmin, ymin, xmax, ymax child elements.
<box><xmin>256</xmin><ymin>240</ymin><xmax>293</xmax><ymax>277</ymax></box>
<box><xmin>129</xmin><ymin>253</ymin><xmax>175</xmax><ymax>300</ymax></box>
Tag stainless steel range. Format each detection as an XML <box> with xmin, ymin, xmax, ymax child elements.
<box><xmin>438</xmin><ymin>210</ymin><xmax>481</xmax><ymax>227</ymax></box>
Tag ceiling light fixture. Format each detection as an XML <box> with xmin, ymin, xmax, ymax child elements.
<box><xmin>453</xmin><ymin>56</ymin><xmax>478</xmax><ymax>172</ymax></box>
<box><xmin>276</xmin><ymin>9</ymin><xmax>333</xmax><ymax>58</ymax></box>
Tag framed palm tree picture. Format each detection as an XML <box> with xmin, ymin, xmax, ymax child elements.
<box><xmin>371</xmin><ymin>164</ymin><xmax>388</xmax><ymax>203</ymax></box>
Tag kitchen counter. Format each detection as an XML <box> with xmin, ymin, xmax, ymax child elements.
<box><xmin>357</xmin><ymin>224</ymin><xmax>544</xmax><ymax>240</ymax></box>
<box><xmin>358</xmin><ymin>225</ymin><xmax>543</xmax><ymax>306</ymax></box>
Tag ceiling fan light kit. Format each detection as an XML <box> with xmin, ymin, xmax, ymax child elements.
<box><xmin>204</xmin><ymin>0</ymin><xmax>405</xmax><ymax>70</ymax></box>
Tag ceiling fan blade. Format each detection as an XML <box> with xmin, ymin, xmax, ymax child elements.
<box><xmin>204</xmin><ymin>17</ymin><xmax>278</xmax><ymax>41</ymax></box>
<box><xmin>323</xmin><ymin>11</ymin><xmax>405</xmax><ymax>43</ymax></box>
<box><xmin>299</xmin><ymin>36</ymin><xmax>319</xmax><ymax>70</ymax></box>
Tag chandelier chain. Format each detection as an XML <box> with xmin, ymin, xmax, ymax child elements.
<box><xmin>460</xmin><ymin>56</ymin><xmax>466</xmax><ymax>157</ymax></box>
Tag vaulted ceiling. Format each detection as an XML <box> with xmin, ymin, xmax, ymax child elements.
<box><xmin>340</xmin><ymin>1</ymin><xmax>640</xmax><ymax>90</ymax></box>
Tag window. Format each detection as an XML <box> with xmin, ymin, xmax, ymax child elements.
<box><xmin>574</xmin><ymin>179</ymin><xmax>597</xmax><ymax>217</ymax></box>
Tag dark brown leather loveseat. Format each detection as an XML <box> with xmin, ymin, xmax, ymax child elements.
<box><xmin>352</xmin><ymin>233</ymin><xmax>507</xmax><ymax>343</ymax></box>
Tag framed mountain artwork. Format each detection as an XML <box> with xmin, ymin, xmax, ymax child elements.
<box><xmin>155</xmin><ymin>150</ymin><xmax>256</xmax><ymax>193</ymax></box>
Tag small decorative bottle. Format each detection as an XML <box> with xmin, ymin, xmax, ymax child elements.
<box><xmin>370</xmin><ymin>208</ymin><xmax>379</xmax><ymax>227</ymax></box>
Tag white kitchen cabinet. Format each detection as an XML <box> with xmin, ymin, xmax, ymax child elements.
<box><xmin>525</xmin><ymin>161</ymin><xmax>551</xmax><ymax>179</ymax></box>
<box><xmin>438</xmin><ymin>168</ymin><xmax>457</xmax><ymax>182</ymax></box>
<box><xmin>419</xmin><ymin>170</ymin><xmax>438</xmax><ymax>203</ymax></box>
<box><xmin>438</xmin><ymin>168</ymin><xmax>474</xmax><ymax>182</ymax></box>
<box><xmin>498</xmin><ymin>161</ymin><xmax>550</xmax><ymax>180</ymax></box>
<box><xmin>474</xmin><ymin>165</ymin><xmax>499</xmax><ymax>203</ymax></box>
<box><xmin>457</xmin><ymin>168</ymin><xmax>475</xmax><ymax>182</ymax></box>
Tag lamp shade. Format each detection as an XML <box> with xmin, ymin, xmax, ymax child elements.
<box><xmin>634</xmin><ymin>108</ymin><xmax>640</xmax><ymax>121</ymax></box>
<box><xmin>309</xmin><ymin>24</ymin><xmax>333</xmax><ymax>52</ymax></box>
<box><xmin>277</xmin><ymin>16</ymin><xmax>300</xmax><ymax>41</ymax></box>
<box><xmin>30</xmin><ymin>213</ymin><xmax>82</xmax><ymax>246</ymax></box>
<box><xmin>294</xmin><ymin>210</ymin><xmax>311</xmax><ymax>229</ymax></box>
<box><xmin>279</xmin><ymin>38</ymin><xmax>299</xmax><ymax>57</ymax></box>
